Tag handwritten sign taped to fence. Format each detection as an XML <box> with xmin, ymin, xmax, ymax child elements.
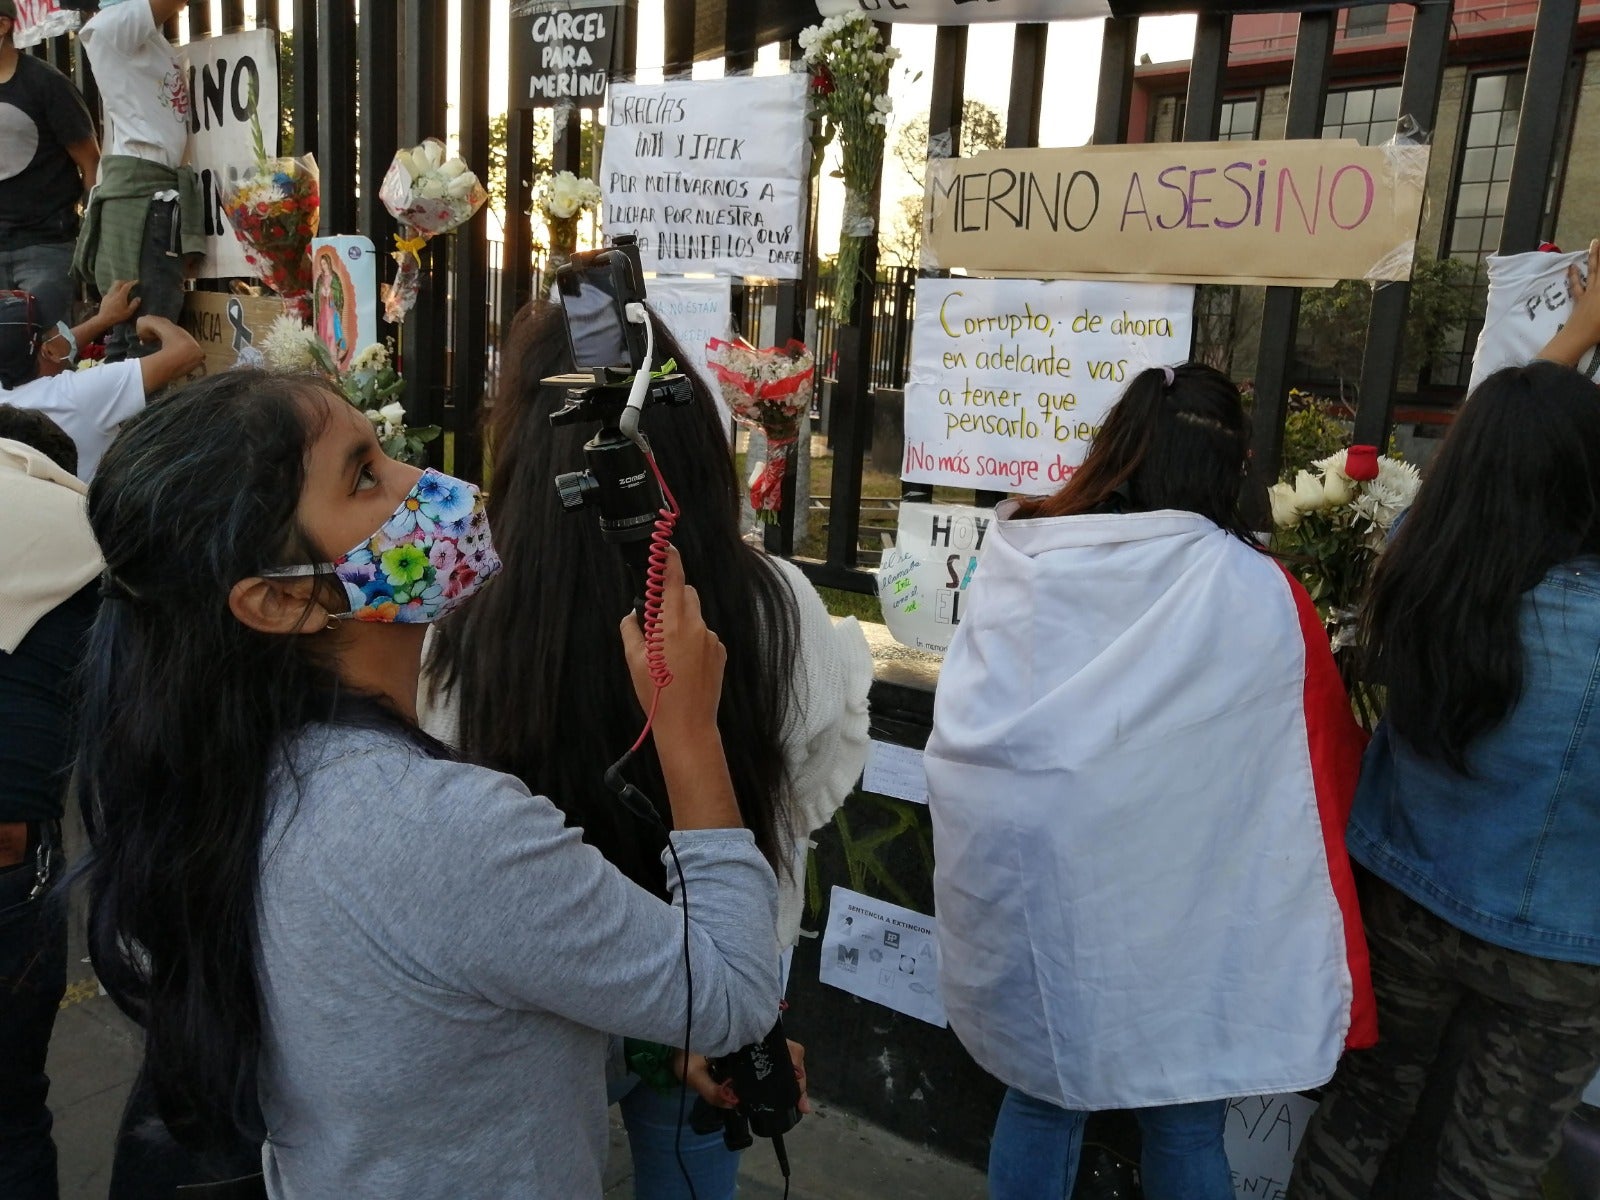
<box><xmin>644</xmin><ymin>276</ymin><xmax>734</xmax><ymax>412</ymax></box>
<box><xmin>510</xmin><ymin>1</ymin><xmax>616</xmax><ymax>107</ymax></box>
<box><xmin>179</xmin><ymin>30</ymin><xmax>280</xmax><ymax>280</ymax></box>
<box><xmin>902</xmin><ymin>278</ymin><xmax>1193</xmax><ymax>493</ymax></box>
<box><xmin>923</xmin><ymin>140</ymin><xmax>1429</xmax><ymax>287</ymax></box>
<box><xmin>1225</xmin><ymin>1092</ymin><xmax>1319</xmax><ymax>1200</ymax></box>
<box><xmin>876</xmin><ymin>502</ymin><xmax>992</xmax><ymax>654</ymax></box>
<box><xmin>602</xmin><ymin>75</ymin><xmax>809</xmax><ymax>280</ymax></box>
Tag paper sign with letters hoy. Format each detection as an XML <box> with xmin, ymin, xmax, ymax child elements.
<box><xmin>876</xmin><ymin>502</ymin><xmax>994</xmax><ymax>655</ymax></box>
<box><xmin>511</xmin><ymin>1</ymin><xmax>617</xmax><ymax>108</ymax></box>
<box><xmin>902</xmin><ymin>277</ymin><xmax>1193</xmax><ymax>494</ymax></box>
<box><xmin>602</xmin><ymin>75</ymin><xmax>809</xmax><ymax>280</ymax></box>
<box><xmin>922</xmin><ymin>139</ymin><xmax>1429</xmax><ymax>287</ymax></box>
<box><xmin>180</xmin><ymin>30</ymin><xmax>281</xmax><ymax>281</ymax></box>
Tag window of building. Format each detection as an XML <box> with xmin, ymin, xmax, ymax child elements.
<box><xmin>1344</xmin><ymin>4</ymin><xmax>1390</xmax><ymax>38</ymax></box>
<box><xmin>1165</xmin><ymin>95</ymin><xmax>1259</xmax><ymax>142</ymax></box>
<box><xmin>1321</xmin><ymin>84</ymin><xmax>1402</xmax><ymax>145</ymax></box>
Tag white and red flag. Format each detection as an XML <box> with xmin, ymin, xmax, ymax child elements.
<box><xmin>926</xmin><ymin>505</ymin><xmax>1378</xmax><ymax>1109</ymax></box>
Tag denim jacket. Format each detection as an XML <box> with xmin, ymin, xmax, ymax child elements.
<box><xmin>1349</xmin><ymin>558</ymin><xmax>1600</xmax><ymax>965</ymax></box>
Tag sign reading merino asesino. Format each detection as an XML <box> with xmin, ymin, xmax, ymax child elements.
<box><xmin>922</xmin><ymin>140</ymin><xmax>1430</xmax><ymax>287</ymax></box>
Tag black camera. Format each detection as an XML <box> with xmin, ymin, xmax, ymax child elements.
<box><xmin>543</xmin><ymin>237</ymin><xmax>693</xmax><ymax>575</ymax></box>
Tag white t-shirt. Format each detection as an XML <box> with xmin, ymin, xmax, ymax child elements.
<box><xmin>79</xmin><ymin>1</ymin><xmax>191</xmax><ymax>168</ymax></box>
<box><xmin>4</xmin><ymin>361</ymin><xmax>146</xmax><ymax>481</ymax></box>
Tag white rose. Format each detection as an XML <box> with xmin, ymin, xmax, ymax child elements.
<box><xmin>1268</xmin><ymin>482</ymin><xmax>1301</xmax><ymax>529</ymax></box>
<box><xmin>446</xmin><ymin>171</ymin><xmax>480</xmax><ymax>198</ymax></box>
<box><xmin>1321</xmin><ymin>468</ymin><xmax>1353</xmax><ymax>507</ymax></box>
<box><xmin>437</xmin><ymin>159</ymin><xmax>467</xmax><ymax>180</ymax></box>
<box><xmin>420</xmin><ymin>140</ymin><xmax>444</xmax><ymax>170</ymax></box>
<box><xmin>1293</xmin><ymin>469</ymin><xmax>1326</xmax><ymax>513</ymax></box>
<box><xmin>365</xmin><ymin>407</ymin><xmax>385</xmax><ymax>425</ymax></box>
<box><xmin>380</xmin><ymin>402</ymin><xmax>407</xmax><ymax>425</ymax></box>
<box><xmin>393</xmin><ymin>149</ymin><xmax>419</xmax><ymax>181</ymax></box>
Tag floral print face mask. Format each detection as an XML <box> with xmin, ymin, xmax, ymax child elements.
<box><xmin>262</xmin><ymin>469</ymin><xmax>501</xmax><ymax>624</ymax></box>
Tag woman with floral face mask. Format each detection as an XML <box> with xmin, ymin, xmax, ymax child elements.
<box><xmin>73</xmin><ymin>369</ymin><xmax>784</xmax><ymax>1198</ymax></box>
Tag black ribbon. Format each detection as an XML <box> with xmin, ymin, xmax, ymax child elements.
<box><xmin>226</xmin><ymin>297</ymin><xmax>253</xmax><ymax>354</ymax></box>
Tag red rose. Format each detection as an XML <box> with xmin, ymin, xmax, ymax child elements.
<box><xmin>812</xmin><ymin>67</ymin><xmax>834</xmax><ymax>96</ymax></box>
<box><xmin>1345</xmin><ymin>444</ymin><xmax>1380</xmax><ymax>482</ymax></box>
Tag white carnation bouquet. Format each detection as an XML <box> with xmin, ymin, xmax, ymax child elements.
<box><xmin>1270</xmin><ymin>447</ymin><xmax>1421</xmax><ymax>726</ymax></box>
<box><xmin>380</xmin><ymin>138</ymin><xmax>488</xmax><ymax>322</ymax></box>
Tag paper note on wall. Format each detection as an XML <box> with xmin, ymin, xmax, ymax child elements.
<box><xmin>862</xmin><ymin>740</ymin><xmax>928</xmax><ymax>805</ymax></box>
<box><xmin>819</xmin><ymin>886</ymin><xmax>947</xmax><ymax>1027</ymax></box>
<box><xmin>1226</xmin><ymin>1092</ymin><xmax>1319</xmax><ymax>1200</ymax></box>
<box><xmin>644</xmin><ymin>276</ymin><xmax>734</xmax><ymax>422</ymax></box>
<box><xmin>601</xmin><ymin>75</ymin><xmax>809</xmax><ymax>279</ymax></box>
<box><xmin>902</xmin><ymin>277</ymin><xmax>1193</xmax><ymax>493</ymax></box>
<box><xmin>876</xmin><ymin>502</ymin><xmax>992</xmax><ymax>654</ymax></box>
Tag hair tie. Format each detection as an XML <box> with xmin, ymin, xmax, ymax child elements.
<box><xmin>1161</xmin><ymin>366</ymin><xmax>1176</xmax><ymax>389</ymax></box>
<box><xmin>99</xmin><ymin>572</ymin><xmax>136</xmax><ymax>602</ymax></box>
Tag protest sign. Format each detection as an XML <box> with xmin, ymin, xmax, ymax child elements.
<box><xmin>922</xmin><ymin>140</ymin><xmax>1429</xmax><ymax>287</ymax></box>
<box><xmin>310</xmin><ymin>236</ymin><xmax>379</xmax><ymax>373</ymax></box>
<box><xmin>901</xmin><ymin>277</ymin><xmax>1193</xmax><ymax>494</ymax></box>
<box><xmin>643</xmin><ymin>276</ymin><xmax>734</xmax><ymax>415</ymax></box>
<box><xmin>1225</xmin><ymin>1092</ymin><xmax>1319</xmax><ymax>1200</ymax></box>
<box><xmin>179</xmin><ymin>30</ymin><xmax>280</xmax><ymax>280</ymax></box>
<box><xmin>181</xmin><ymin>292</ymin><xmax>283</xmax><ymax>377</ymax></box>
<box><xmin>1469</xmin><ymin>249</ymin><xmax>1600</xmax><ymax>391</ymax></box>
<box><xmin>602</xmin><ymin>76</ymin><xmax>809</xmax><ymax>280</ymax></box>
<box><xmin>876</xmin><ymin>502</ymin><xmax>992</xmax><ymax>654</ymax></box>
<box><xmin>815</xmin><ymin>0</ymin><xmax>1390</xmax><ymax>20</ymax></box>
<box><xmin>510</xmin><ymin>1</ymin><xmax>616</xmax><ymax>108</ymax></box>
<box><xmin>10</xmin><ymin>0</ymin><xmax>79</xmax><ymax>48</ymax></box>
<box><xmin>819</xmin><ymin>886</ymin><xmax>947</xmax><ymax>1028</ymax></box>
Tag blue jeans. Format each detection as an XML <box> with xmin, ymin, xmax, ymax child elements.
<box><xmin>0</xmin><ymin>242</ymin><xmax>77</xmax><ymax>331</ymax></box>
<box><xmin>0</xmin><ymin>834</ymin><xmax>66</xmax><ymax>1200</ymax></box>
<box><xmin>618</xmin><ymin>1078</ymin><xmax>742</xmax><ymax>1200</ymax></box>
<box><xmin>988</xmin><ymin>1086</ymin><xmax>1234</xmax><ymax>1200</ymax></box>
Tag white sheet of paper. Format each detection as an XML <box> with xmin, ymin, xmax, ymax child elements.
<box><xmin>1224</xmin><ymin>1092</ymin><xmax>1318</xmax><ymax>1200</ymax></box>
<box><xmin>819</xmin><ymin>886</ymin><xmax>947</xmax><ymax>1027</ymax></box>
<box><xmin>862</xmin><ymin>739</ymin><xmax>929</xmax><ymax>806</ymax></box>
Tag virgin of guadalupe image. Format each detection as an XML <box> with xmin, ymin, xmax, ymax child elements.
<box><xmin>314</xmin><ymin>248</ymin><xmax>354</xmax><ymax>369</ymax></box>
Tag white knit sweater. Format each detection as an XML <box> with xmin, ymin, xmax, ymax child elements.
<box><xmin>419</xmin><ymin>554</ymin><xmax>873</xmax><ymax>947</ymax></box>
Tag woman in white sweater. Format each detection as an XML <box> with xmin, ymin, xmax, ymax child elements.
<box><xmin>423</xmin><ymin>301</ymin><xmax>871</xmax><ymax>1200</ymax></box>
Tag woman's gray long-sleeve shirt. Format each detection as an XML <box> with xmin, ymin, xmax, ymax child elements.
<box><xmin>254</xmin><ymin>724</ymin><xmax>780</xmax><ymax>1198</ymax></box>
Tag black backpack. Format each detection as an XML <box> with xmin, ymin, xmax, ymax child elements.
<box><xmin>0</xmin><ymin>290</ymin><xmax>41</xmax><ymax>390</ymax></box>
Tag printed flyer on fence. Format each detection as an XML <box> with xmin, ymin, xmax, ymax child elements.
<box><xmin>819</xmin><ymin>886</ymin><xmax>947</xmax><ymax>1028</ymax></box>
<box><xmin>902</xmin><ymin>277</ymin><xmax>1193</xmax><ymax>493</ymax></box>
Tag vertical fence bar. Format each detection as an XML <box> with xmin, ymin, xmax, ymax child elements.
<box><xmin>255</xmin><ymin>0</ymin><xmax>276</xmax><ymax>29</ymax></box>
<box><xmin>1245</xmin><ymin>10</ymin><xmax>1335</xmax><ymax>525</ymax></box>
<box><xmin>221</xmin><ymin>0</ymin><xmax>246</xmax><ymax>31</ymax></box>
<box><xmin>400</xmin><ymin>0</ymin><xmax>449</xmax><ymax>463</ymax></box>
<box><xmin>316</xmin><ymin>0</ymin><xmax>357</xmax><ymax>235</ymax></box>
<box><xmin>1498</xmin><ymin>0</ymin><xmax>1579</xmax><ymax>253</ymax></box>
<box><xmin>764</xmin><ymin>39</ymin><xmax>808</xmax><ymax>559</ymax></box>
<box><xmin>291</xmin><ymin>0</ymin><xmax>317</xmax><ymax>157</ymax></box>
<box><xmin>358</xmin><ymin>1</ymin><xmax>400</xmax><ymax>254</ymax></box>
<box><xmin>1092</xmin><ymin>18</ymin><xmax>1138</xmax><ymax>145</ymax></box>
<box><xmin>1182</xmin><ymin>12</ymin><xmax>1232</xmax><ymax>142</ymax></box>
<box><xmin>187</xmin><ymin>2</ymin><xmax>211</xmax><ymax>40</ymax></box>
<box><xmin>824</xmin><ymin>23</ymin><xmax>891</xmax><ymax>572</ymax></box>
<box><xmin>450</xmin><ymin>0</ymin><xmax>491</xmax><ymax>482</ymax></box>
<box><xmin>503</xmin><ymin>107</ymin><xmax>537</xmax><ymax>327</ymax></box>
<box><xmin>1352</xmin><ymin>0</ymin><xmax>1455</xmax><ymax>450</ymax></box>
<box><xmin>663</xmin><ymin>0</ymin><xmax>694</xmax><ymax>77</ymax></box>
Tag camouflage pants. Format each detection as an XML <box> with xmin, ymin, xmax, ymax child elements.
<box><xmin>1289</xmin><ymin>873</ymin><xmax>1600</xmax><ymax>1200</ymax></box>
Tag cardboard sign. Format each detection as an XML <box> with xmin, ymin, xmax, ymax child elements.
<box><xmin>310</xmin><ymin>236</ymin><xmax>379</xmax><ymax>373</ymax></box>
<box><xmin>602</xmin><ymin>76</ymin><xmax>809</xmax><ymax>280</ymax></box>
<box><xmin>902</xmin><ymin>277</ymin><xmax>1193</xmax><ymax>493</ymax></box>
<box><xmin>179</xmin><ymin>30</ymin><xmax>281</xmax><ymax>280</ymax></box>
<box><xmin>922</xmin><ymin>140</ymin><xmax>1429</xmax><ymax>287</ymax></box>
<box><xmin>181</xmin><ymin>291</ymin><xmax>282</xmax><ymax>377</ymax></box>
<box><xmin>819</xmin><ymin>886</ymin><xmax>947</xmax><ymax>1028</ymax></box>
<box><xmin>876</xmin><ymin>502</ymin><xmax>992</xmax><ymax>655</ymax></box>
<box><xmin>11</xmin><ymin>0</ymin><xmax>80</xmax><ymax>48</ymax></box>
<box><xmin>1225</xmin><ymin>1093</ymin><xmax>1319</xmax><ymax>1200</ymax></box>
<box><xmin>510</xmin><ymin>1</ymin><xmax>616</xmax><ymax>108</ymax></box>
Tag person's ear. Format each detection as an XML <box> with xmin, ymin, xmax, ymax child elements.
<box><xmin>228</xmin><ymin>575</ymin><xmax>336</xmax><ymax>636</ymax></box>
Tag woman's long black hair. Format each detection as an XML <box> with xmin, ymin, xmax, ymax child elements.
<box><xmin>76</xmin><ymin>370</ymin><xmax>346</xmax><ymax>1148</ymax></box>
<box><xmin>1012</xmin><ymin>363</ymin><xmax>1255</xmax><ymax>542</ymax></box>
<box><xmin>427</xmin><ymin>302</ymin><xmax>799</xmax><ymax>889</ymax></box>
<box><xmin>1362</xmin><ymin>360</ymin><xmax>1600</xmax><ymax>773</ymax></box>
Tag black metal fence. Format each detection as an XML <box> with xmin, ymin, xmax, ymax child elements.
<box><xmin>30</xmin><ymin>0</ymin><xmax>1588</xmax><ymax>597</ymax></box>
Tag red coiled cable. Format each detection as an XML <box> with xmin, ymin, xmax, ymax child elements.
<box><xmin>629</xmin><ymin>446</ymin><xmax>681</xmax><ymax>755</ymax></box>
